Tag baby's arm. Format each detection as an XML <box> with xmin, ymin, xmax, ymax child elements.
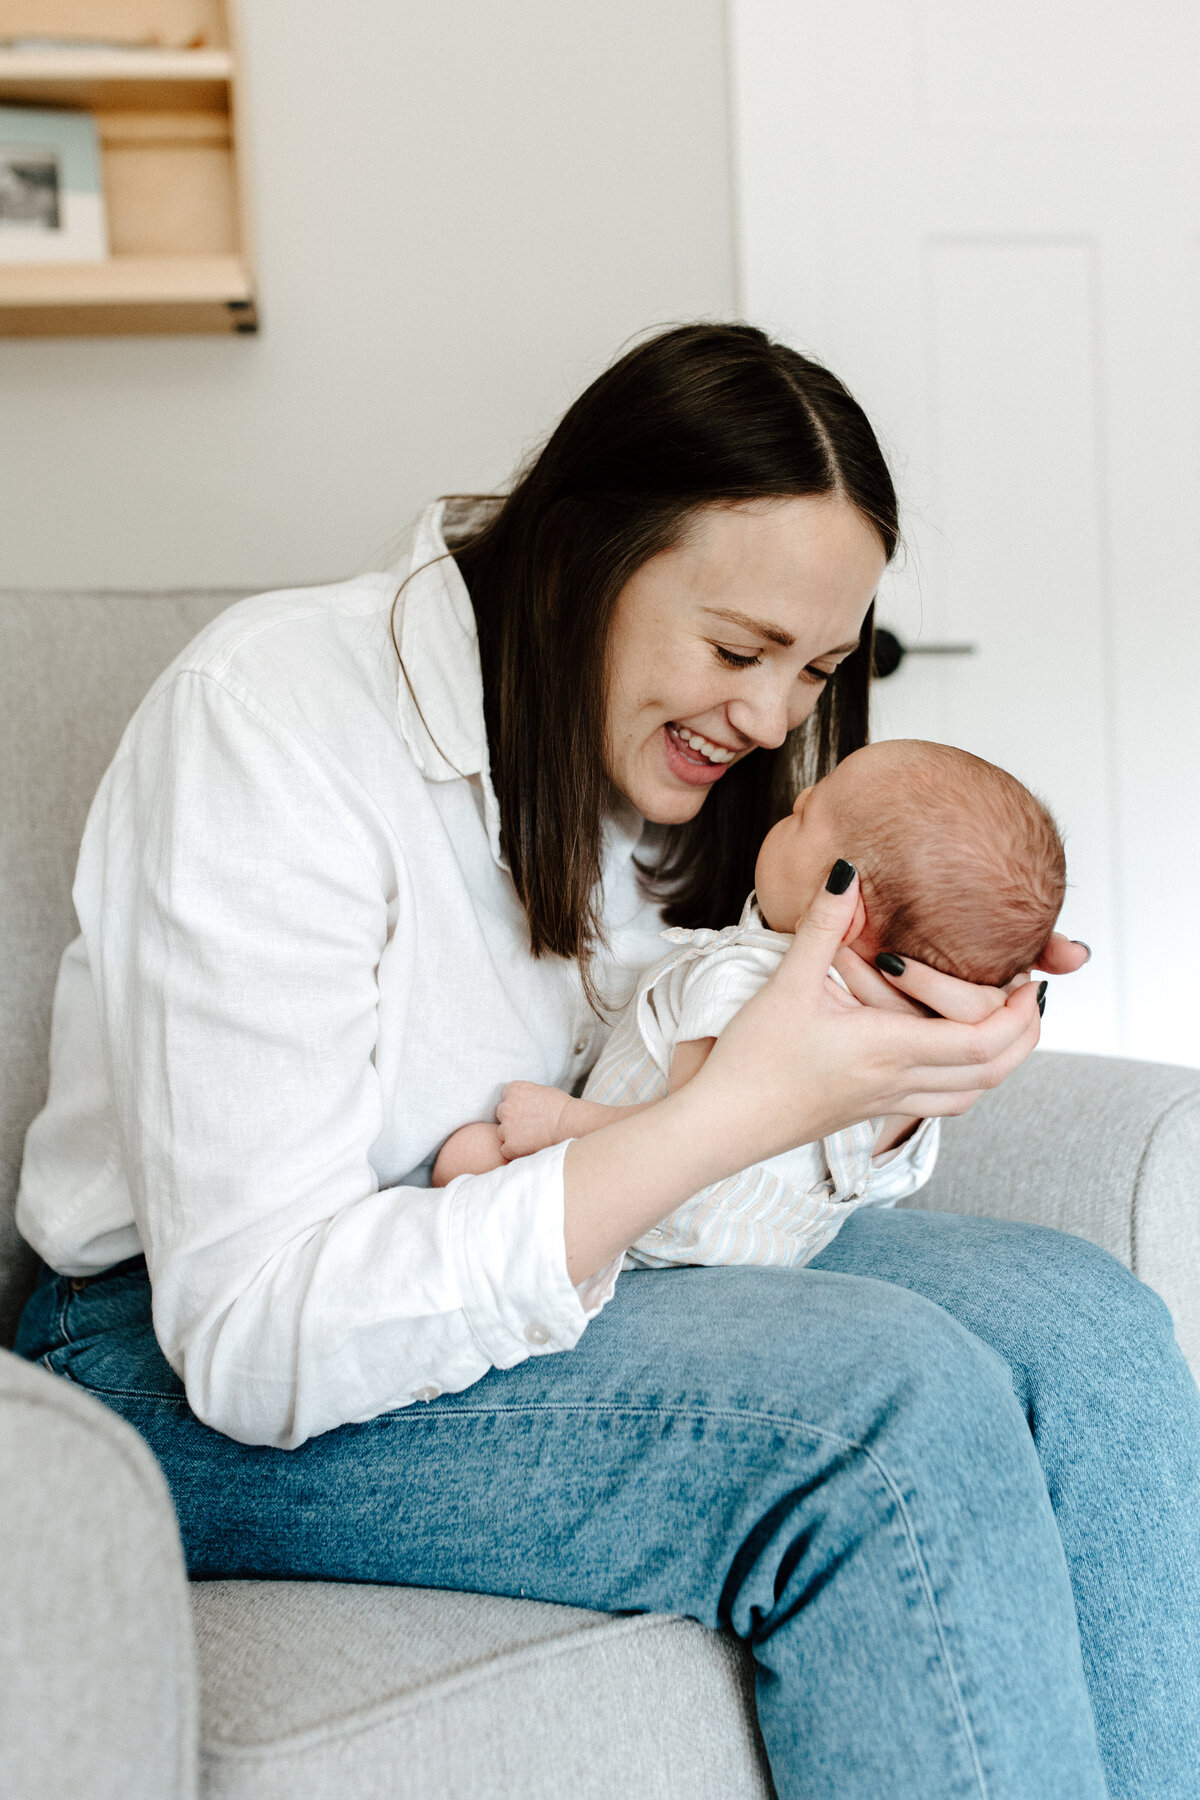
<box><xmin>494</xmin><ymin>1039</ymin><xmax>719</xmax><ymax>1162</ymax></box>
<box><xmin>431</xmin><ymin>1120</ymin><xmax>509</xmax><ymax>1187</ymax></box>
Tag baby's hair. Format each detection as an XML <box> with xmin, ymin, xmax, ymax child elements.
<box><xmin>835</xmin><ymin>741</ymin><xmax>1066</xmax><ymax>987</ymax></box>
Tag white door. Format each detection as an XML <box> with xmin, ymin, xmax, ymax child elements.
<box><xmin>730</xmin><ymin>0</ymin><xmax>1200</xmax><ymax>1066</ymax></box>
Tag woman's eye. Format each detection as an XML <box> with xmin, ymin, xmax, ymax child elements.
<box><xmin>715</xmin><ymin>645</ymin><xmax>762</xmax><ymax>669</ymax></box>
<box><xmin>803</xmin><ymin>664</ymin><xmax>833</xmax><ymax>684</ymax></box>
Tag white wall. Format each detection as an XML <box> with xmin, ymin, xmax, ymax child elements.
<box><xmin>0</xmin><ymin>0</ymin><xmax>736</xmax><ymax>590</ymax></box>
<box><xmin>730</xmin><ymin>0</ymin><xmax>1200</xmax><ymax>1067</ymax></box>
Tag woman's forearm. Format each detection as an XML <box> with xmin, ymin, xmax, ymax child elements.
<box><xmin>562</xmin><ymin>1083</ymin><xmax>741</xmax><ymax>1283</ymax></box>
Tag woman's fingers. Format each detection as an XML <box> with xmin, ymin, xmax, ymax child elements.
<box><xmin>882</xmin><ymin>977</ymin><xmax>1042</xmax><ymax>1078</ymax></box>
<box><xmin>870</xmin><ymin>950</ymin><xmax>1010</xmax><ymax>1023</ymax></box>
<box><xmin>832</xmin><ymin>944</ymin><xmax>928</xmax><ymax>1015</ymax></box>
<box><xmin>777</xmin><ymin>859</ymin><xmax>863</xmax><ymax>989</ymax></box>
<box><xmin>1036</xmin><ymin>932</ymin><xmax>1090</xmax><ymax>976</ymax></box>
<box><xmin>822</xmin><ymin>971</ymin><xmax>863</xmax><ymax>1011</ymax></box>
<box><xmin>900</xmin><ymin>1088</ymin><xmax>985</xmax><ymax>1119</ymax></box>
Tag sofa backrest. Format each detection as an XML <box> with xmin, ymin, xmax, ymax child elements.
<box><xmin>0</xmin><ymin>591</ymin><xmax>239</xmax><ymax>1345</ymax></box>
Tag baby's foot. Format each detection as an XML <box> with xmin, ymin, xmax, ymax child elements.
<box><xmin>496</xmin><ymin>1083</ymin><xmax>574</xmax><ymax>1159</ymax></box>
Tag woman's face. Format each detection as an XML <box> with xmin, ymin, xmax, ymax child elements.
<box><xmin>604</xmin><ymin>496</ymin><xmax>887</xmax><ymax>824</ymax></box>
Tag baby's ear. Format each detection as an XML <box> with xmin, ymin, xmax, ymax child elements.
<box><xmin>843</xmin><ymin>888</ymin><xmax>871</xmax><ymax>950</ymax></box>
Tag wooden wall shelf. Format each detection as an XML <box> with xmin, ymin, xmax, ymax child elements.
<box><xmin>0</xmin><ymin>46</ymin><xmax>234</xmax><ymax>109</ymax></box>
<box><xmin>0</xmin><ymin>1</ymin><xmax>255</xmax><ymax>336</ymax></box>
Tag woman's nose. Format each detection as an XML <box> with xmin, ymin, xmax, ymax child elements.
<box><xmin>726</xmin><ymin>684</ymin><xmax>793</xmax><ymax>751</ymax></box>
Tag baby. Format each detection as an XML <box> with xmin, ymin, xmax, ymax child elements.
<box><xmin>432</xmin><ymin>739</ymin><xmax>1067</xmax><ymax>1269</ymax></box>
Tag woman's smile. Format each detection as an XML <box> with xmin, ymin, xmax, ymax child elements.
<box><xmin>663</xmin><ymin>720</ymin><xmax>741</xmax><ymax>784</ymax></box>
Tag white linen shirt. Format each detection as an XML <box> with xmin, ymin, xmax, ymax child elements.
<box><xmin>17</xmin><ymin>503</ymin><xmax>668</xmax><ymax>1448</ymax></box>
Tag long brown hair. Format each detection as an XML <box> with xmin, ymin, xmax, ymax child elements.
<box><xmin>418</xmin><ymin>324</ymin><xmax>897</xmax><ymax>985</ymax></box>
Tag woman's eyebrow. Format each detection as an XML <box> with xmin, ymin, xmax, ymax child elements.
<box><xmin>702</xmin><ymin>606</ymin><xmax>860</xmax><ymax>657</ymax></box>
<box><xmin>703</xmin><ymin>606</ymin><xmax>795</xmax><ymax>647</ymax></box>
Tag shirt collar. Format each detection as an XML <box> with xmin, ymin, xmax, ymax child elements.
<box><xmin>393</xmin><ymin>500</ymin><xmax>506</xmax><ymax>867</ymax></box>
<box><xmin>394</xmin><ymin>500</ymin><xmax>650</xmax><ymax>880</ymax></box>
<box><xmin>740</xmin><ymin>891</ymin><xmax>765</xmax><ymax>927</ymax></box>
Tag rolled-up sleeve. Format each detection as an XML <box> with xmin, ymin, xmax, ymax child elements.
<box><xmin>74</xmin><ymin>671</ymin><xmax>608</xmax><ymax>1448</ymax></box>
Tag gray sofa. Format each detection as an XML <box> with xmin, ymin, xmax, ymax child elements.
<box><xmin>2</xmin><ymin>590</ymin><xmax>1197</xmax><ymax>1800</ymax></box>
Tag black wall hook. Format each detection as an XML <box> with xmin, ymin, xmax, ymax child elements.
<box><xmin>872</xmin><ymin>628</ymin><xmax>978</xmax><ymax>679</ymax></box>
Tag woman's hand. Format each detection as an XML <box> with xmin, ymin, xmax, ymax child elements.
<box><xmin>683</xmin><ymin>863</ymin><xmax>1044</xmax><ymax>1176</ymax></box>
<box><xmin>830</xmin><ymin>942</ymin><xmax>1022</xmax><ymax>1153</ymax></box>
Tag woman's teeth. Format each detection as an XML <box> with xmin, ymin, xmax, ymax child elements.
<box><xmin>671</xmin><ymin>724</ymin><xmax>736</xmax><ymax>764</ymax></box>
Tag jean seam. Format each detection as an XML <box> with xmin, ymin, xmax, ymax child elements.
<box><xmin>43</xmin><ymin>1361</ymin><xmax>189</xmax><ymax>1405</ymax></box>
<box><xmin>51</xmin><ymin>1278</ymin><xmax>73</xmax><ymax>1346</ymax></box>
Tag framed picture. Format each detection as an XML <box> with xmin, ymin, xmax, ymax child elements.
<box><xmin>0</xmin><ymin>105</ymin><xmax>107</xmax><ymax>263</ymax></box>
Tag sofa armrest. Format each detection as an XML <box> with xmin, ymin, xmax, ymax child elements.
<box><xmin>0</xmin><ymin>1349</ymin><xmax>197</xmax><ymax>1800</ymax></box>
<box><xmin>908</xmin><ymin>1050</ymin><xmax>1200</xmax><ymax>1380</ymax></box>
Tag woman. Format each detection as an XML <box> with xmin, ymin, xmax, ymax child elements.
<box><xmin>16</xmin><ymin>325</ymin><xmax>1200</xmax><ymax>1798</ymax></box>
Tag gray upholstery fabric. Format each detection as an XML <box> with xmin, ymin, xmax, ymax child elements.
<box><xmin>911</xmin><ymin>1048</ymin><xmax>1200</xmax><ymax>1377</ymax></box>
<box><xmin>192</xmin><ymin>1582</ymin><xmax>773</xmax><ymax>1800</ymax></box>
<box><xmin>0</xmin><ymin>591</ymin><xmax>241</xmax><ymax>1343</ymax></box>
<box><xmin>0</xmin><ymin>1347</ymin><xmax>197</xmax><ymax>1800</ymax></box>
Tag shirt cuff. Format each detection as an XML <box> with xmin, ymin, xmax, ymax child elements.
<box><xmin>445</xmin><ymin>1139</ymin><xmax>617</xmax><ymax>1370</ymax></box>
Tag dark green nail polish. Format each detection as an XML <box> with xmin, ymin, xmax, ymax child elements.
<box><xmin>1072</xmin><ymin>941</ymin><xmax>1092</xmax><ymax>963</ymax></box>
<box><xmin>826</xmin><ymin>858</ymin><xmax>856</xmax><ymax>895</ymax></box>
<box><xmin>1037</xmin><ymin>980</ymin><xmax>1048</xmax><ymax>1016</ymax></box>
<box><xmin>875</xmin><ymin>952</ymin><xmax>906</xmax><ymax>977</ymax></box>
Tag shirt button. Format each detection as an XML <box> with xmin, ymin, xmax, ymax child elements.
<box><xmin>524</xmin><ymin>1321</ymin><xmax>551</xmax><ymax>1346</ymax></box>
<box><xmin>413</xmin><ymin>1384</ymin><xmax>440</xmax><ymax>1403</ymax></box>
<box><xmin>573</xmin><ymin>1039</ymin><xmax>588</xmax><ymax>1057</ymax></box>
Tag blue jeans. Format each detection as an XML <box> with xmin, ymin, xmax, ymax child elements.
<box><xmin>17</xmin><ymin>1208</ymin><xmax>1200</xmax><ymax>1800</ymax></box>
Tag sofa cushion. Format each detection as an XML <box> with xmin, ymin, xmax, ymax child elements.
<box><xmin>0</xmin><ymin>591</ymin><xmax>239</xmax><ymax>1344</ymax></box>
<box><xmin>192</xmin><ymin>1581</ymin><xmax>774</xmax><ymax>1800</ymax></box>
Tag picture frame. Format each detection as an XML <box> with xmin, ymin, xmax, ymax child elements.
<box><xmin>0</xmin><ymin>104</ymin><xmax>107</xmax><ymax>263</ymax></box>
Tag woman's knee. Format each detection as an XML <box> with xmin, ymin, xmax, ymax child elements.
<box><xmin>638</xmin><ymin>1267</ymin><xmax>1027</xmax><ymax>1461</ymax></box>
<box><xmin>1024</xmin><ymin>1227</ymin><xmax>1173</xmax><ymax>1356</ymax></box>
<box><xmin>978</xmin><ymin>1224</ymin><xmax>1190</xmax><ymax>1433</ymax></box>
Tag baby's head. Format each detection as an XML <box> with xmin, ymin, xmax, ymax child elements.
<box><xmin>754</xmin><ymin>740</ymin><xmax>1066</xmax><ymax>986</ymax></box>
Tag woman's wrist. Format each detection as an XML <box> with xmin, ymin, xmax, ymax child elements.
<box><xmin>562</xmin><ymin>1079</ymin><xmax>745</xmax><ymax>1283</ymax></box>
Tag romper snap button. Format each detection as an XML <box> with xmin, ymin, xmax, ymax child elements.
<box><xmin>69</xmin><ymin>1277</ymin><xmax>87</xmax><ymax>1293</ymax></box>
